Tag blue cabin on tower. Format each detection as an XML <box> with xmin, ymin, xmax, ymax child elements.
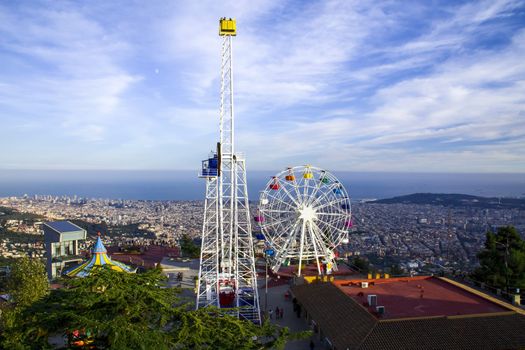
<box><xmin>201</xmin><ymin>153</ymin><xmax>219</xmax><ymax>177</ymax></box>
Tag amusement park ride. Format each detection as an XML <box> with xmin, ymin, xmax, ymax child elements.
<box><xmin>196</xmin><ymin>18</ymin><xmax>353</xmax><ymax>324</ymax></box>
<box><xmin>196</xmin><ymin>18</ymin><xmax>261</xmax><ymax>323</ymax></box>
<box><xmin>257</xmin><ymin>166</ymin><xmax>352</xmax><ymax>276</ymax></box>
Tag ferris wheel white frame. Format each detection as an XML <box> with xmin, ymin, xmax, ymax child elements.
<box><xmin>256</xmin><ymin>165</ymin><xmax>352</xmax><ymax>276</ymax></box>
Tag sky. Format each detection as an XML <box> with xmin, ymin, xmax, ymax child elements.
<box><xmin>0</xmin><ymin>0</ymin><xmax>524</xmax><ymax>173</ymax></box>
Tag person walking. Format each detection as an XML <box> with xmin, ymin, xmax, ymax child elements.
<box><xmin>269</xmin><ymin>309</ymin><xmax>273</xmax><ymax>320</ymax></box>
<box><xmin>310</xmin><ymin>339</ymin><xmax>315</xmax><ymax>350</ymax></box>
<box><xmin>275</xmin><ymin>306</ymin><xmax>280</xmax><ymax>319</ymax></box>
<box><xmin>279</xmin><ymin>307</ymin><xmax>284</xmax><ymax>319</ymax></box>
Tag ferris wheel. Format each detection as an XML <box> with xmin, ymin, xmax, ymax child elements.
<box><xmin>255</xmin><ymin>165</ymin><xmax>352</xmax><ymax>276</ymax></box>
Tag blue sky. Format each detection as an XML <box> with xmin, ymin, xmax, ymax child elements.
<box><xmin>0</xmin><ymin>0</ymin><xmax>524</xmax><ymax>172</ymax></box>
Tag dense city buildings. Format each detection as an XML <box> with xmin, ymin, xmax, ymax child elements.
<box><xmin>349</xmin><ymin>202</ymin><xmax>525</xmax><ymax>271</ymax></box>
<box><xmin>1</xmin><ymin>194</ymin><xmax>524</xmax><ymax>274</ymax></box>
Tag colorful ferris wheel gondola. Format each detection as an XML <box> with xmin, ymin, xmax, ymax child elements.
<box><xmin>269</xmin><ymin>176</ymin><xmax>280</xmax><ymax>190</ymax></box>
<box><xmin>303</xmin><ymin>165</ymin><xmax>313</xmax><ymax>179</ymax></box>
<box><xmin>285</xmin><ymin>167</ymin><xmax>295</xmax><ymax>181</ymax></box>
<box><xmin>254</xmin><ymin>209</ymin><xmax>264</xmax><ymax>223</ymax></box>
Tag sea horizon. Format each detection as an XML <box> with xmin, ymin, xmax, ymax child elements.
<box><xmin>0</xmin><ymin>169</ymin><xmax>524</xmax><ymax>201</ymax></box>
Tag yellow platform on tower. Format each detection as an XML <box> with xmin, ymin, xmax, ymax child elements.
<box><xmin>219</xmin><ymin>18</ymin><xmax>236</xmax><ymax>36</ymax></box>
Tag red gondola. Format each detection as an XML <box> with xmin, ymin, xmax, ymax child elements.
<box><xmin>219</xmin><ymin>279</ymin><xmax>236</xmax><ymax>307</ymax></box>
<box><xmin>269</xmin><ymin>177</ymin><xmax>280</xmax><ymax>190</ymax></box>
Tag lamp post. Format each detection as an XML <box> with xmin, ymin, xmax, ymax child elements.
<box><xmin>495</xmin><ymin>237</ymin><xmax>510</xmax><ymax>294</ymax></box>
<box><xmin>265</xmin><ymin>254</ymin><xmax>268</xmax><ymax>319</ymax></box>
<box><xmin>264</xmin><ymin>247</ymin><xmax>274</xmax><ymax>320</ymax></box>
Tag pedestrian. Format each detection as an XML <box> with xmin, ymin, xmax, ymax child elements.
<box><xmin>279</xmin><ymin>308</ymin><xmax>284</xmax><ymax>319</ymax></box>
<box><xmin>310</xmin><ymin>340</ymin><xmax>315</xmax><ymax>350</ymax></box>
<box><xmin>269</xmin><ymin>309</ymin><xmax>273</xmax><ymax>320</ymax></box>
<box><xmin>275</xmin><ymin>306</ymin><xmax>279</xmax><ymax>319</ymax></box>
<box><xmin>296</xmin><ymin>304</ymin><xmax>302</xmax><ymax>318</ymax></box>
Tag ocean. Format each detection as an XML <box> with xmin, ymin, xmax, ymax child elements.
<box><xmin>0</xmin><ymin>170</ymin><xmax>524</xmax><ymax>201</ymax></box>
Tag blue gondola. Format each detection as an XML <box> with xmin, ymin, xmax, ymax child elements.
<box><xmin>201</xmin><ymin>154</ymin><xmax>219</xmax><ymax>176</ymax></box>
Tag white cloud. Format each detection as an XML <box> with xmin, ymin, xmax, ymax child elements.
<box><xmin>0</xmin><ymin>0</ymin><xmax>524</xmax><ymax>172</ymax></box>
<box><xmin>0</xmin><ymin>3</ymin><xmax>139</xmax><ymax>142</ymax></box>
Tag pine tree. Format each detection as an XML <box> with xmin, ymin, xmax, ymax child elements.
<box><xmin>473</xmin><ymin>226</ymin><xmax>525</xmax><ymax>293</ymax></box>
<box><xmin>7</xmin><ymin>257</ymin><xmax>49</xmax><ymax>307</ymax></box>
<box><xmin>1</xmin><ymin>267</ymin><xmax>302</xmax><ymax>349</ymax></box>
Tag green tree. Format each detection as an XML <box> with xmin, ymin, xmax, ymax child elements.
<box><xmin>472</xmin><ymin>226</ymin><xmax>525</xmax><ymax>292</ymax></box>
<box><xmin>7</xmin><ymin>257</ymin><xmax>49</xmax><ymax>308</ymax></box>
<box><xmin>350</xmin><ymin>256</ymin><xmax>370</xmax><ymax>273</ymax></box>
<box><xmin>180</xmin><ymin>234</ymin><xmax>200</xmax><ymax>258</ymax></box>
<box><xmin>173</xmin><ymin>307</ymin><xmax>308</xmax><ymax>349</ymax></box>
<box><xmin>1</xmin><ymin>267</ymin><xmax>300</xmax><ymax>349</ymax></box>
<box><xmin>389</xmin><ymin>264</ymin><xmax>404</xmax><ymax>276</ymax></box>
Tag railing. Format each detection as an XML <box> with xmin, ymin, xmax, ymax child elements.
<box><xmin>199</xmin><ymin>168</ymin><xmax>218</xmax><ymax>177</ymax></box>
<box><xmin>447</xmin><ymin>274</ymin><xmax>524</xmax><ymax>307</ymax></box>
<box><xmin>52</xmin><ymin>255</ymin><xmax>84</xmax><ymax>263</ymax></box>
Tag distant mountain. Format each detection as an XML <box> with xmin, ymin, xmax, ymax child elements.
<box><xmin>373</xmin><ymin>193</ymin><xmax>525</xmax><ymax>209</ymax></box>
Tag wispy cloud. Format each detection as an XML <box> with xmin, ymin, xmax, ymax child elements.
<box><xmin>0</xmin><ymin>0</ymin><xmax>524</xmax><ymax>172</ymax></box>
<box><xmin>0</xmin><ymin>3</ymin><xmax>139</xmax><ymax>145</ymax></box>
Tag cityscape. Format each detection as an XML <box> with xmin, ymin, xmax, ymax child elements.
<box><xmin>2</xmin><ymin>193</ymin><xmax>524</xmax><ymax>272</ymax></box>
<box><xmin>1</xmin><ymin>1</ymin><xmax>525</xmax><ymax>349</ymax></box>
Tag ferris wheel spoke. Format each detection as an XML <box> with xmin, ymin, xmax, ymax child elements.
<box><xmin>271</xmin><ymin>219</ymin><xmax>301</xmax><ymax>268</ymax></box>
<box><xmin>279</xmin><ymin>180</ymin><xmax>301</xmax><ymax>207</ymax></box>
<box><xmin>316</xmin><ymin>211</ymin><xmax>348</xmax><ymax>217</ymax></box>
<box><xmin>305</xmin><ymin>172</ymin><xmax>326</xmax><ymax>206</ymax></box>
<box><xmin>316</xmin><ymin>211</ymin><xmax>347</xmax><ymax>227</ymax></box>
<box><xmin>286</xmin><ymin>168</ymin><xmax>304</xmax><ymax>204</ymax></box>
<box><xmin>261</xmin><ymin>208</ymin><xmax>295</xmax><ymax>215</ymax></box>
<box><xmin>259</xmin><ymin>215</ymin><xmax>295</xmax><ymax>230</ymax></box>
<box><xmin>264</xmin><ymin>192</ymin><xmax>296</xmax><ymax>212</ymax></box>
<box><xmin>314</xmin><ymin>217</ymin><xmax>348</xmax><ymax>236</ymax></box>
<box><xmin>310</xmin><ymin>222</ymin><xmax>339</xmax><ymax>272</ymax></box>
<box><xmin>309</xmin><ymin>221</ymin><xmax>332</xmax><ymax>255</ymax></box>
<box><xmin>302</xmin><ymin>170</ymin><xmax>311</xmax><ymax>203</ymax></box>
<box><xmin>309</xmin><ymin>182</ymin><xmax>344</xmax><ymax>208</ymax></box>
<box><xmin>313</xmin><ymin>196</ymin><xmax>350</xmax><ymax>212</ymax></box>
<box><xmin>306</xmin><ymin>221</ymin><xmax>322</xmax><ymax>273</ymax></box>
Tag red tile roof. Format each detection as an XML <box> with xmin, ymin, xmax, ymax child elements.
<box><xmin>335</xmin><ymin>276</ymin><xmax>508</xmax><ymax>319</ymax></box>
<box><xmin>292</xmin><ymin>278</ymin><xmax>525</xmax><ymax>350</ymax></box>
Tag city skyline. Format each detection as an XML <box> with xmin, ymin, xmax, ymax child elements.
<box><xmin>1</xmin><ymin>0</ymin><xmax>525</xmax><ymax>172</ymax></box>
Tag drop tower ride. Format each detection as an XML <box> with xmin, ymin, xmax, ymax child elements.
<box><xmin>196</xmin><ymin>18</ymin><xmax>261</xmax><ymax>324</ymax></box>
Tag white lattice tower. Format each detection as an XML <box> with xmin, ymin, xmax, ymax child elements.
<box><xmin>196</xmin><ymin>18</ymin><xmax>261</xmax><ymax>324</ymax></box>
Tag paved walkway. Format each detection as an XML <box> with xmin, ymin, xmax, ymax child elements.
<box><xmin>258</xmin><ymin>279</ymin><xmax>326</xmax><ymax>350</ymax></box>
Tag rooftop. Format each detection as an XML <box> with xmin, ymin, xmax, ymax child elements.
<box><xmin>335</xmin><ymin>276</ymin><xmax>509</xmax><ymax>319</ymax></box>
<box><xmin>44</xmin><ymin>221</ymin><xmax>83</xmax><ymax>233</ymax></box>
<box><xmin>291</xmin><ymin>277</ymin><xmax>525</xmax><ymax>350</ymax></box>
<box><xmin>107</xmin><ymin>245</ymin><xmax>179</xmax><ymax>268</ymax></box>
<box><xmin>275</xmin><ymin>262</ymin><xmax>357</xmax><ymax>278</ymax></box>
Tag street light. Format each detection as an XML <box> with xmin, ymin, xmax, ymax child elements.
<box><xmin>264</xmin><ymin>247</ymin><xmax>274</xmax><ymax>320</ymax></box>
<box><xmin>495</xmin><ymin>237</ymin><xmax>510</xmax><ymax>294</ymax></box>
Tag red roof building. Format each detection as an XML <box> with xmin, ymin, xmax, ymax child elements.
<box><xmin>291</xmin><ymin>276</ymin><xmax>525</xmax><ymax>349</ymax></box>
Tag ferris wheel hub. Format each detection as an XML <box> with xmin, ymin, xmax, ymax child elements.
<box><xmin>298</xmin><ymin>205</ymin><xmax>317</xmax><ymax>221</ymax></box>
